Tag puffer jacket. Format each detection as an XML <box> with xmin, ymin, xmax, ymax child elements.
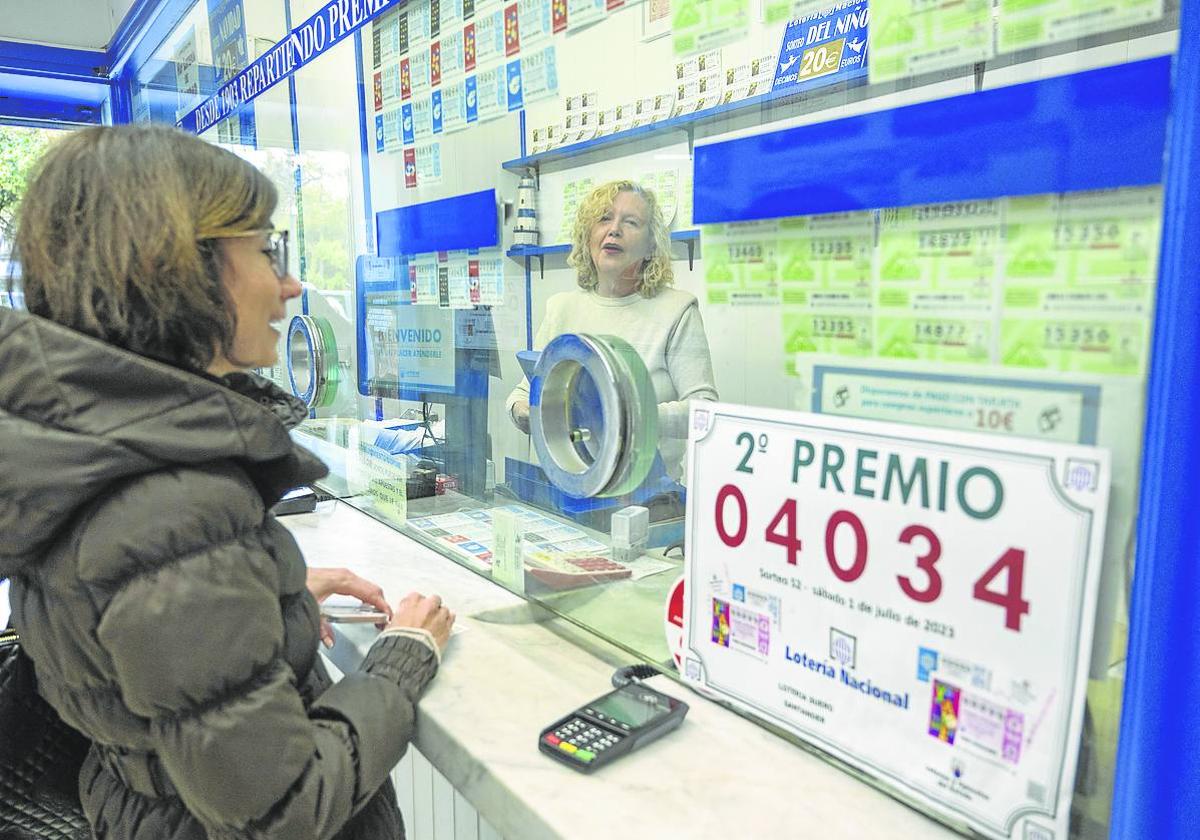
<box><xmin>0</xmin><ymin>308</ymin><xmax>438</xmax><ymax>839</ymax></box>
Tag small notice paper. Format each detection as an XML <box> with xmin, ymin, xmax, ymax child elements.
<box><xmin>491</xmin><ymin>508</ymin><xmax>525</xmax><ymax>593</ymax></box>
<box><xmin>358</xmin><ymin>442</ymin><xmax>407</xmax><ymax>524</ymax></box>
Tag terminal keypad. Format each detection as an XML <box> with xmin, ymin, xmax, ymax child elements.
<box><xmin>540</xmin><ymin>716</ymin><xmax>625</xmax><ymax>764</ymax></box>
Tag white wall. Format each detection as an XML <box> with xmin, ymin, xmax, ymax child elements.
<box><xmin>109</xmin><ymin>0</ymin><xmax>140</xmax><ymax>35</ymax></box>
<box><xmin>0</xmin><ymin>0</ymin><xmax>208</xmax><ymax>51</ymax></box>
<box><xmin>0</xmin><ymin>0</ymin><xmax>116</xmax><ymax>49</ymax></box>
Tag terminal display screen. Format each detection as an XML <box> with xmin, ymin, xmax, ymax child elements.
<box><xmin>590</xmin><ymin>686</ymin><xmax>673</xmax><ymax>729</ymax></box>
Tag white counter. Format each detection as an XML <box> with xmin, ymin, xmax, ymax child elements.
<box><xmin>284</xmin><ymin>500</ymin><xmax>961</xmax><ymax>840</ymax></box>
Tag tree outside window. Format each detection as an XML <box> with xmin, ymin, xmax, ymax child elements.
<box><xmin>0</xmin><ymin>126</ymin><xmax>59</xmax><ymax>256</ymax></box>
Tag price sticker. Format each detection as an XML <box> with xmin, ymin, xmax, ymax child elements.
<box><xmin>797</xmin><ymin>38</ymin><xmax>844</xmax><ymax>82</ymax></box>
<box><xmin>683</xmin><ymin>402</ymin><xmax>1110</xmax><ymax>840</ymax></box>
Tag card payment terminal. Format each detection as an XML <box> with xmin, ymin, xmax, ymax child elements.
<box><xmin>538</xmin><ymin>682</ymin><xmax>688</xmax><ymax>772</ymax></box>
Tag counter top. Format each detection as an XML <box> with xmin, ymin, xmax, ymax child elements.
<box><xmin>284</xmin><ymin>500</ymin><xmax>961</xmax><ymax>840</ymax></box>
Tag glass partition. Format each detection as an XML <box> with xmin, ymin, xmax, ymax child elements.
<box><xmin>132</xmin><ymin>0</ymin><xmax>1182</xmax><ymax>833</ymax></box>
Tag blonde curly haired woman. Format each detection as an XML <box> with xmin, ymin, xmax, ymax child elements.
<box><xmin>506</xmin><ymin>179</ymin><xmax>718</xmax><ymax>480</ymax></box>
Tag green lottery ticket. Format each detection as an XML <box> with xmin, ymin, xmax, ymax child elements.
<box><xmin>874</xmin><ymin>200</ymin><xmax>1002</xmax><ymax>363</ymax></box>
<box><xmin>778</xmin><ymin>211</ymin><xmax>875</xmax><ymax>357</ymax></box>
<box><xmin>869</xmin><ymin>0</ymin><xmax>993</xmax><ymax>83</ymax></box>
<box><xmin>998</xmin><ymin>0</ymin><xmax>1163</xmax><ymax>54</ymax></box>
<box><xmin>783</xmin><ymin>310</ymin><xmax>873</xmax><ymax>357</ymax></box>
<box><xmin>673</xmin><ymin>0</ymin><xmax>751</xmax><ymax>57</ymax></box>
<box><xmin>1002</xmin><ymin>187</ymin><xmax>1161</xmax><ymax>315</ymax></box>
<box><xmin>999</xmin><ymin>187</ymin><xmax>1161</xmax><ymax>376</ymax></box>
<box><xmin>701</xmin><ymin>220</ymin><xmax>780</xmax><ymax>305</ymax></box>
<box><xmin>636</xmin><ymin>169</ymin><xmax>680</xmax><ymax>227</ymax></box>
<box><xmin>558</xmin><ymin>177</ymin><xmax>595</xmax><ymax>244</ymax></box>
<box><xmin>1000</xmin><ymin>318</ymin><xmax>1147</xmax><ymax>375</ymax></box>
<box><xmin>875</xmin><ymin>315</ymin><xmax>993</xmax><ymax>363</ymax></box>
<box><xmin>778</xmin><ymin>211</ymin><xmax>875</xmax><ymax>303</ymax></box>
<box><xmin>677</xmin><ymin>169</ymin><xmax>695</xmax><ymax>229</ymax></box>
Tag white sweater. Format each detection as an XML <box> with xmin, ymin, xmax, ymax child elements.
<box><xmin>506</xmin><ymin>287</ymin><xmax>718</xmax><ymax>479</ymax></box>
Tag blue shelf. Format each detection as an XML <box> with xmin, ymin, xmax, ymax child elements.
<box><xmin>500</xmin><ymin>76</ymin><xmax>869</xmax><ymax>172</ymax></box>
<box><xmin>507</xmin><ymin>243</ymin><xmax>571</xmax><ymax>258</ymax></box>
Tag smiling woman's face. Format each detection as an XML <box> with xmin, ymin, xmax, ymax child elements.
<box><xmin>587</xmin><ymin>190</ymin><xmax>652</xmax><ymax>293</ymax></box>
<box><xmin>207</xmin><ymin>232</ymin><xmax>302</xmax><ymax>375</ymax></box>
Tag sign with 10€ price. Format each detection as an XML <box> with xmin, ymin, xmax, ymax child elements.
<box><xmin>682</xmin><ymin>402</ymin><xmax>1109</xmax><ymax>840</ymax></box>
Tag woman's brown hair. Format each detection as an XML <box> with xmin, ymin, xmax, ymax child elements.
<box><xmin>12</xmin><ymin>123</ymin><xmax>277</xmax><ymax>371</ymax></box>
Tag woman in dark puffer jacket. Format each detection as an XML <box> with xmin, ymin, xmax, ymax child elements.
<box><xmin>0</xmin><ymin>124</ymin><xmax>455</xmax><ymax>839</ymax></box>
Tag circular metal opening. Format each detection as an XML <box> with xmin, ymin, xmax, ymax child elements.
<box><xmin>540</xmin><ymin>360</ymin><xmax>602</xmax><ymax>475</ymax></box>
<box><xmin>530</xmin><ymin>334</ymin><xmax>659</xmax><ymax>499</ymax></box>
<box><xmin>289</xmin><ymin>326</ymin><xmax>314</xmax><ymax>399</ymax></box>
<box><xmin>530</xmin><ymin>335</ymin><xmax>625</xmax><ymax>498</ymax></box>
<box><xmin>286</xmin><ymin>314</ymin><xmax>338</xmax><ymax>410</ymax></box>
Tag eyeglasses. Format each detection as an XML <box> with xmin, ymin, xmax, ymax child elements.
<box><xmin>198</xmin><ymin>229</ymin><xmax>290</xmax><ymax>280</ymax></box>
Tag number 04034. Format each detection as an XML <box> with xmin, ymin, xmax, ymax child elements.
<box><xmin>712</xmin><ymin>484</ymin><xmax>1031</xmax><ymax>633</ymax></box>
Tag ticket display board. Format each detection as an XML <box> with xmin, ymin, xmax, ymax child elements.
<box><xmin>682</xmin><ymin>402</ymin><xmax>1110</xmax><ymax>840</ymax></box>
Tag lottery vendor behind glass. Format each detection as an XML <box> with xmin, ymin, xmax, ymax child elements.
<box><xmin>507</xmin><ymin>179</ymin><xmax>719</xmax><ymax>482</ymax></box>
<box><xmin>0</xmin><ymin>123</ymin><xmax>455</xmax><ymax>840</ymax></box>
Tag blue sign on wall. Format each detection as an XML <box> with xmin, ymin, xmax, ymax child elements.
<box><xmin>465</xmin><ymin>75</ymin><xmax>478</xmax><ymax>123</ymax></box>
<box><xmin>205</xmin><ymin>0</ymin><xmax>257</xmax><ymax>146</ymax></box>
<box><xmin>401</xmin><ymin>102</ymin><xmax>415</xmax><ymax>145</ymax></box>
<box><xmin>506</xmin><ymin>59</ymin><xmax>523</xmax><ymax>111</ymax></box>
<box><xmin>432</xmin><ymin>89</ymin><xmax>444</xmax><ymax>134</ymax></box>
<box><xmin>772</xmin><ymin>0</ymin><xmax>868</xmax><ymax>95</ymax></box>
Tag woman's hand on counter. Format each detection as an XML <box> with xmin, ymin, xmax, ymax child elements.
<box><xmin>512</xmin><ymin>400</ymin><xmax>531</xmax><ymax>434</ymax></box>
<box><xmin>390</xmin><ymin>592</ymin><xmax>456</xmax><ymax>652</ymax></box>
<box><xmin>307</xmin><ymin>566</ymin><xmax>393</xmax><ymax>648</ymax></box>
